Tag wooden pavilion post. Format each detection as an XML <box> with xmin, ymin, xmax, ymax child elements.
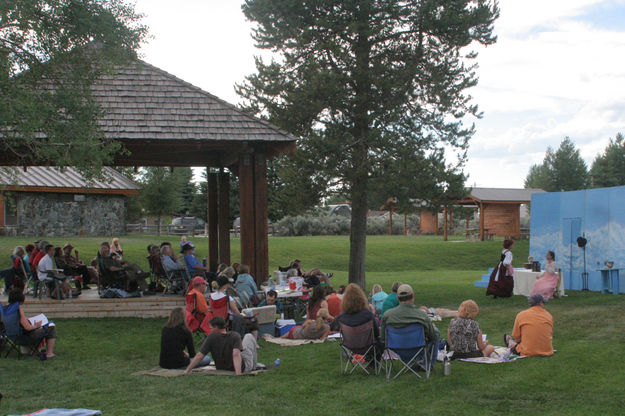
<box><xmin>239</xmin><ymin>154</ymin><xmax>255</xmax><ymax>273</ymax></box>
<box><xmin>253</xmin><ymin>154</ymin><xmax>269</xmax><ymax>284</ymax></box>
<box><xmin>238</xmin><ymin>153</ymin><xmax>270</xmax><ymax>286</ymax></box>
<box><xmin>479</xmin><ymin>202</ymin><xmax>485</xmax><ymax>241</ymax></box>
<box><xmin>207</xmin><ymin>171</ymin><xmax>219</xmax><ymax>272</ymax></box>
<box><xmin>218</xmin><ymin>170</ymin><xmax>231</xmax><ymax>265</ymax></box>
<box><xmin>443</xmin><ymin>207</ymin><xmax>448</xmax><ymax>241</ymax></box>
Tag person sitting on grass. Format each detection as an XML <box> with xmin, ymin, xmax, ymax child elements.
<box><xmin>307</xmin><ymin>286</ymin><xmax>330</xmax><ymax>320</ymax></box>
<box><xmin>370</xmin><ymin>284</ymin><xmax>388</xmax><ymax>316</ymax></box>
<box><xmin>160</xmin><ymin>307</ymin><xmax>211</xmax><ymax>369</ymax></box>
<box><xmin>290</xmin><ymin>259</ymin><xmax>333</xmax><ymax>286</ymax></box>
<box><xmin>380</xmin><ymin>281</ymin><xmax>402</xmax><ymax>316</ymax></box>
<box><xmin>281</xmin><ymin>308</ymin><xmax>331</xmax><ymax>341</ymax></box>
<box><xmin>504</xmin><ymin>294</ymin><xmax>554</xmax><ymax>357</ymax></box>
<box><xmin>258</xmin><ymin>289</ymin><xmax>284</xmax><ymax>317</ymax></box>
<box><xmin>447</xmin><ymin>300</ymin><xmax>495</xmax><ymax>359</ymax></box>
<box><xmin>184</xmin><ymin>317</ymin><xmax>258</xmax><ymax>375</ymax></box>
<box><xmin>7</xmin><ymin>289</ymin><xmax>57</xmax><ymax>359</ymax></box>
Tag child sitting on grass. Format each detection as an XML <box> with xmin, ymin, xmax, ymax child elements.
<box><xmin>282</xmin><ymin>308</ymin><xmax>331</xmax><ymax>341</ymax></box>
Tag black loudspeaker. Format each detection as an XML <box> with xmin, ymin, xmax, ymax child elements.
<box><xmin>577</xmin><ymin>236</ymin><xmax>587</xmax><ymax>248</ymax></box>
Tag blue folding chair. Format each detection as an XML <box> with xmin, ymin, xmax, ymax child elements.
<box><xmin>0</xmin><ymin>303</ymin><xmax>45</xmax><ymax>359</ymax></box>
<box><xmin>384</xmin><ymin>323</ymin><xmax>430</xmax><ymax>379</ymax></box>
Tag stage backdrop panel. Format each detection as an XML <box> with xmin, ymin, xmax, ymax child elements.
<box><xmin>529</xmin><ymin>185</ymin><xmax>625</xmax><ymax>292</ymax></box>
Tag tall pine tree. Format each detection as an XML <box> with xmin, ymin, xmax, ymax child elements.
<box><xmin>590</xmin><ymin>133</ymin><xmax>625</xmax><ymax>188</ymax></box>
<box><xmin>238</xmin><ymin>0</ymin><xmax>498</xmax><ymax>287</ymax></box>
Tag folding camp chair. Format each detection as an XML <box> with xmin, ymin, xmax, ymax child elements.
<box><xmin>164</xmin><ymin>269</ymin><xmax>191</xmax><ymax>295</ymax></box>
<box><xmin>198</xmin><ymin>296</ymin><xmax>229</xmax><ymax>334</ymax></box>
<box><xmin>0</xmin><ymin>303</ymin><xmax>45</xmax><ymax>359</ymax></box>
<box><xmin>384</xmin><ymin>324</ymin><xmax>430</xmax><ymax>379</ymax></box>
<box><xmin>185</xmin><ymin>291</ymin><xmax>208</xmax><ymax>344</ymax></box>
<box><xmin>339</xmin><ymin>320</ymin><xmax>381</xmax><ymax>375</ymax></box>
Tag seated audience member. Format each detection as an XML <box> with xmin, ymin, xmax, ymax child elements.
<box><xmin>448</xmin><ymin>300</ymin><xmax>495</xmax><ymax>359</ymax></box>
<box><xmin>38</xmin><ymin>244</ymin><xmax>75</xmax><ymax>298</ymax></box>
<box><xmin>161</xmin><ymin>245</ymin><xmax>187</xmax><ymax>275</ymax></box>
<box><xmin>290</xmin><ymin>259</ymin><xmax>333</xmax><ymax>286</ymax></box>
<box><xmin>7</xmin><ymin>289</ymin><xmax>58</xmax><ymax>358</ymax></box>
<box><xmin>337</xmin><ymin>285</ymin><xmax>347</xmax><ymax>295</ymax></box>
<box><xmin>231</xmin><ymin>263</ymin><xmax>241</xmax><ymax>283</ymax></box>
<box><xmin>381</xmin><ymin>284</ymin><xmax>439</xmax><ymax>369</ymax></box>
<box><xmin>325</xmin><ymin>287</ymin><xmax>342</xmax><ymax>319</ymax></box>
<box><xmin>234</xmin><ymin>264</ymin><xmax>258</xmax><ymax>299</ymax></box>
<box><xmin>160</xmin><ymin>307</ymin><xmax>210</xmax><ymax>369</ymax></box>
<box><xmin>10</xmin><ymin>246</ymin><xmax>27</xmax><ymax>291</ymax></box>
<box><xmin>380</xmin><ymin>281</ymin><xmax>402</xmax><ymax>316</ymax></box>
<box><xmin>337</xmin><ymin>283</ymin><xmax>382</xmax><ymax>356</ymax></box>
<box><xmin>98</xmin><ymin>243</ymin><xmax>149</xmax><ymax>292</ymax></box>
<box><xmin>184</xmin><ymin>317</ymin><xmax>258</xmax><ymax>375</ymax></box>
<box><xmin>31</xmin><ymin>240</ymin><xmax>49</xmax><ymax>272</ymax></box>
<box><xmin>180</xmin><ymin>236</ymin><xmax>192</xmax><ymax>250</ymax></box>
<box><xmin>505</xmin><ymin>294</ymin><xmax>554</xmax><ymax>357</ymax></box>
<box><xmin>188</xmin><ymin>276</ymin><xmax>209</xmax><ymax>317</ymax></box>
<box><xmin>307</xmin><ymin>286</ymin><xmax>329</xmax><ymax>320</ymax></box>
<box><xmin>370</xmin><ymin>284</ymin><xmax>388</xmax><ymax>315</ymax></box>
<box><xmin>56</xmin><ymin>243</ymin><xmax>97</xmax><ymax>289</ymax></box>
<box><xmin>210</xmin><ymin>276</ymin><xmax>241</xmax><ymax>320</ymax></box>
<box><xmin>258</xmin><ymin>290</ymin><xmax>284</xmax><ymax>317</ymax></box>
<box><xmin>531</xmin><ymin>251</ymin><xmax>559</xmax><ymax>300</ymax></box>
<box><xmin>182</xmin><ymin>244</ymin><xmax>214</xmax><ymax>280</ymax></box>
<box><xmin>282</xmin><ymin>308</ymin><xmax>331</xmax><ymax>341</ymax></box>
<box><xmin>23</xmin><ymin>244</ymin><xmax>35</xmax><ymax>266</ymax></box>
<box><xmin>110</xmin><ymin>237</ymin><xmax>123</xmax><ymax>259</ymax></box>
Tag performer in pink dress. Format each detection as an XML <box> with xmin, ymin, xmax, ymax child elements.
<box><xmin>531</xmin><ymin>251</ymin><xmax>559</xmax><ymax>300</ymax></box>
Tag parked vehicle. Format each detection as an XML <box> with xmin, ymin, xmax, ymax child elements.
<box><xmin>168</xmin><ymin>217</ymin><xmax>206</xmax><ymax>235</ymax></box>
<box><xmin>233</xmin><ymin>217</ymin><xmax>273</xmax><ymax>235</ymax></box>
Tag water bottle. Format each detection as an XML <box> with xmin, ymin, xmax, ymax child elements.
<box><xmin>443</xmin><ymin>356</ymin><xmax>451</xmax><ymax>376</ymax></box>
<box><xmin>69</xmin><ymin>289</ymin><xmax>72</xmax><ymax>300</ymax></box>
<box><xmin>202</xmin><ymin>258</ymin><xmax>207</xmax><ymax>267</ymax></box>
<box><xmin>274</xmin><ymin>358</ymin><xmax>280</xmax><ymax>367</ymax></box>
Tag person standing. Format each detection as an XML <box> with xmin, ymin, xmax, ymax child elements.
<box><xmin>486</xmin><ymin>239</ymin><xmax>515</xmax><ymax>298</ymax></box>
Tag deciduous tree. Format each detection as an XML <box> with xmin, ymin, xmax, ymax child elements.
<box><xmin>0</xmin><ymin>0</ymin><xmax>146</xmax><ymax>177</ymax></box>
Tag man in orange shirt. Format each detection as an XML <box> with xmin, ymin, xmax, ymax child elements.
<box><xmin>505</xmin><ymin>294</ymin><xmax>554</xmax><ymax>356</ymax></box>
<box><xmin>188</xmin><ymin>276</ymin><xmax>209</xmax><ymax>317</ymax></box>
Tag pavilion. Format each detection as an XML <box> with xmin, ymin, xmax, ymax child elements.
<box><xmin>0</xmin><ymin>59</ymin><xmax>297</xmax><ymax>284</ymax></box>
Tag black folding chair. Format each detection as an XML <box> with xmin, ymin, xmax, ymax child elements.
<box><xmin>0</xmin><ymin>303</ymin><xmax>45</xmax><ymax>359</ymax></box>
<box><xmin>339</xmin><ymin>320</ymin><xmax>381</xmax><ymax>375</ymax></box>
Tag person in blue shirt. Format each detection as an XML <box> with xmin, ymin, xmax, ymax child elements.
<box><xmin>181</xmin><ymin>244</ymin><xmax>215</xmax><ymax>285</ymax></box>
<box><xmin>258</xmin><ymin>289</ymin><xmax>283</xmax><ymax>316</ymax></box>
<box><xmin>233</xmin><ymin>264</ymin><xmax>258</xmax><ymax>299</ymax></box>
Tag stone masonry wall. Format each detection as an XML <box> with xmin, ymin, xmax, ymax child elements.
<box><xmin>16</xmin><ymin>192</ymin><xmax>127</xmax><ymax>237</ymax></box>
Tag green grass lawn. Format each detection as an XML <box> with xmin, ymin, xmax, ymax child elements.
<box><xmin>1</xmin><ymin>235</ymin><xmax>624</xmax><ymax>415</ymax></box>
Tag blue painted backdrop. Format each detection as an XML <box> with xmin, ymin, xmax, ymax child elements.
<box><xmin>529</xmin><ymin>185</ymin><xmax>625</xmax><ymax>291</ymax></box>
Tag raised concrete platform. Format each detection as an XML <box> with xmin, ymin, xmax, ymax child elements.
<box><xmin>1</xmin><ymin>288</ymin><xmax>184</xmax><ymax>319</ymax></box>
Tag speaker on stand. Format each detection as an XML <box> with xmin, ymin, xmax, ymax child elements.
<box><xmin>577</xmin><ymin>235</ymin><xmax>588</xmax><ymax>291</ymax></box>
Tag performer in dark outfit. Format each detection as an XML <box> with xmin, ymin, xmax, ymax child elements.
<box><xmin>486</xmin><ymin>239</ymin><xmax>515</xmax><ymax>298</ymax></box>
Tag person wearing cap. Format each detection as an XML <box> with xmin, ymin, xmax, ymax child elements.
<box><xmin>381</xmin><ymin>283</ymin><xmax>439</xmax><ymax>369</ymax></box>
<box><xmin>504</xmin><ymin>294</ymin><xmax>554</xmax><ymax>356</ymax></box>
<box><xmin>188</xmin><ymin>276</ymin><xmax>209</xmax><ymax>316</ymax></box>
<box><xmin>181</xmin><ymin>243</ymin><xmax>215</xmax><ymax>284</ymax></box>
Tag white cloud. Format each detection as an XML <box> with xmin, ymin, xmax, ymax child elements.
<box><xmin>131</xmin><ymin>0</ymin><xmax>625</xmax><ymax>187</ymax></box>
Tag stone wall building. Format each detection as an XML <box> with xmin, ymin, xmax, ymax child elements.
<box><xmin>0</xmin><ymin>167</ymin><xmax>139</xmax><ymax>236</ymax></box>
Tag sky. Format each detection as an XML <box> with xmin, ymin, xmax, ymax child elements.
<box><xmin>133</xmin><ymin>0</ymin><xmax>625</xmax><ymax>188</ymax></box>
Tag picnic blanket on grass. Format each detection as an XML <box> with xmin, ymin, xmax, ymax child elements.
<box><xmin>459</xmin><ymin>346</ymin><xmax>526</xmax><ymax>364</ymax></box>
<box><xmin>261</xmin><ymin>334</ymin><xmax>336</xmax><ymax>346</ymax></box>
<box><xmin>132</xmin><ymin>365</ymin><xmax>265</xmax><ymax>377</ymax></box>
<box><xmin>9</xmin><ymin>410</ymin><xmax>102</xmax><ymax>416</ymax></box>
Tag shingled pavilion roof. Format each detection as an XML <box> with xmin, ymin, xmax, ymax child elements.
<box><xmin>88</xmin><ymin>59</ymin><xmax>297</xmax><ymax>167</ymax></box>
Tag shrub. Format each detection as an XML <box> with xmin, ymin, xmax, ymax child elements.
<box><xmin>274</xmin><ymin>214</ymin><xmax>420</xmax><ymax>236</ymax></box>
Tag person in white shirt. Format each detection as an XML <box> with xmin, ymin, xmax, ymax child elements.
<box><xmin>37</xmin><ymin>244</ymin><xmax>74</xmax><ymax>299</ymax></box>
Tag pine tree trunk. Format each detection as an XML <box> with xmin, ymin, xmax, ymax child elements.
<box><xmin>157</xmin><ymin>215</ymin><xmax>162</xmax><ymax>236</ymax></box>
<box><xmin>349</xmin><ymin>174</ymin><xmax>368</xmax><ymax>290</ymax></box>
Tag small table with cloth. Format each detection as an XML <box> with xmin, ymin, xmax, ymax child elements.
<box><xmin>513</xmin><ymin>269</ymin><xmax>565</xmax><ymax>298</ymax></box>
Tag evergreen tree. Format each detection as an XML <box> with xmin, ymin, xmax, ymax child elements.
<box><xmin>590</xmin><ymin>133</ymin><xmax>625</xmax><ymax>188</ymax></box>
<box><xmin>140</xmin><ymin>167</ymin><xmax>184</xmax><ymax>235</ymax></box>
<box><xmin>1</xmin><ymin>0</ymin><xmax>147</xmax><ymax>178</ymax></box>
<box><xmin>238</xmin><ymin>0</ymin><xmax>498</xmax><ymax>287</ymax></box>
<box><xmin>524</xmin><ymin>138</ymin><xmax>589</xmax><ymax>192</ymax></box>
